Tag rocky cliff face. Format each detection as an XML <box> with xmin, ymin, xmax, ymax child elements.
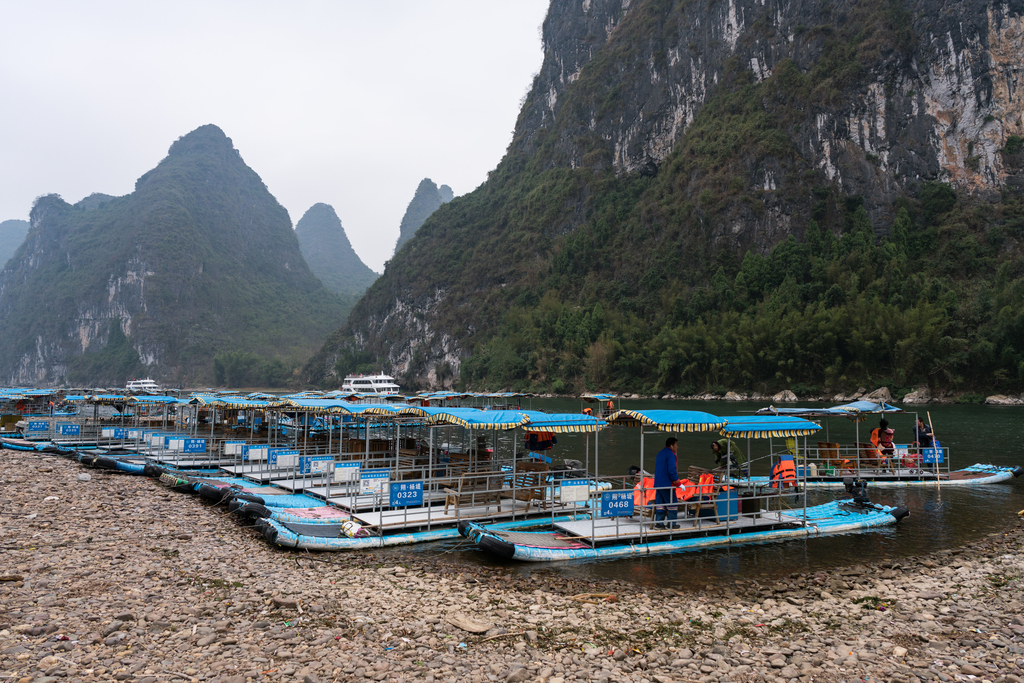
<box><xmin>295</xmin><ymin>203</ymin><xmax>378</xmax><ymax>296</ymax></box>
<box><xmin>308</xmin><ymin>0</ymin><xmax>1024</xmax><ymax>389</ymax></box>
<box><xmin>517</xmin><ymin>0</ymin><xmax>1024</xmax><ymax>237</ymax></box>
<box><xmin>0</xmin><ymin>125</ymin><xmax>347</xmax><ymax>386</ymax></box>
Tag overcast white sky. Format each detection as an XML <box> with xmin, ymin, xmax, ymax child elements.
<box><xmin>0</xmin><ymin>1</ymin><xmax>549</xmax><ymax>272</ymax></box>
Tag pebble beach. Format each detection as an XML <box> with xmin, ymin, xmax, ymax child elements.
<box><xmin>2</xmin><ymin>452</ymin><xmax>1023</xmax><ymax>683</ymax></box>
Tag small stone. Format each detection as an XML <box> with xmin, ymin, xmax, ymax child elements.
<box><xmin>273</xmin><ymin>597</ymin><xmax>298</xmax><ymax>609</ymax></box>
<box><xmin>506</xmin><ymin>669</ymin><xmax>531</xmax><ymax>683</ymax></box>
<box><xmin>77</xmin><ymin>473</ymin><xmax>92</xmax><ymax>482</ymax></box>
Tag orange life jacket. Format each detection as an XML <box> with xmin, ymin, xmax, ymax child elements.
<box><xmin>583</xmin><ymin>407</ymin><xmax>593</xmax><ymax>416</ymax></box>
<box><xmin>633</xmin><ymin>477</ymin><xmax>656</xmax><ymax>506</ymax></box>
<box><xmin>677</xmin><ymin>478</ymin><xmax>696</xmax><ymax>500</ymax></box>
<box><xmin>870</xmin><ymin>428</ymin><xmax>880</xmax><ymax>448</ymax></box>
<box><xmin>697</xmin><ymin>473</ymin><xmax>716</xmax><ymax>497</ymax></box>
<box><xmin>771</xmin><ymin>455</ymin><xmax>797</xmax><ymax>488</ymax></box>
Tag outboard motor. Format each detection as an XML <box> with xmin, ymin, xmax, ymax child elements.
<box><xmin>843</xmin><ymin>477</ymin><xmax>871</xmax><ymax>505</ymax></box>
<box><xmin>551</xmin><ymin>459</ymin><xmax>587</xmax><ymax>480</ymax></box>
<box><xmin>561</xmin><ymin>459</ymin><xmax>587</xmax><ymax>478</ymax></box>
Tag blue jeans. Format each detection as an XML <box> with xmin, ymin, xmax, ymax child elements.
<box><xmin>654</xmin><ymin>488</ymin><xmax>678</xmax><ymax>522</ymax></box>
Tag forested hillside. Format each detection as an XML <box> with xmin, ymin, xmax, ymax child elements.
<box><xmin>307</xmin><ymin>0</ymin><xmax>1024</xmax><ymax>398</ymax></box>
<box><xmin>295</xmin><ymin>203</ymin><xmax>377</xmax><ymax>297</ymax></box>
<box><xmin>0</xmin><ymin>125</ymin><xmax>348</xmax><ymax>386</ymax></box>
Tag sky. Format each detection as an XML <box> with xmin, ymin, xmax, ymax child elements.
<box><xmin>0</xmin><ymin>1</ymin><xmax>549</xmax><ymax>272</ymax></box>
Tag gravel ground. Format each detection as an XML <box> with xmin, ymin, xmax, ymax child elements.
<box><xmin>2</xmin><ymin>451</ymin><xmax>1023</xmax><ymax>683</ymax></box>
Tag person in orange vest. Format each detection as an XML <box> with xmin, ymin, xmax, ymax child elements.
<box><xmin>653</xmin><ymin>437</ymin><xmax>681</xmax><ymax>528</ymax></box>
<box><xmin>582</xmin><ymin>407</ymin><xmax>593</xmax><ymax>416</ymax></box>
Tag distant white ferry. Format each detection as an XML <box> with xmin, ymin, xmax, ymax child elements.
<box><xmin>342</xmin><ymin>373</ymin><xmax>400</xmax><ymax>396</ymax></box>
<box><xmin>125</xmin><ymin>378</ymin><xmax>161</xmax><ymax>393</ymax></box>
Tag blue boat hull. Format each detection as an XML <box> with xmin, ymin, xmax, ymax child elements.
<box><xmin>465</xmin><ymin>500</ymin><xmax>908</xmax><ymax>562</ymax></box>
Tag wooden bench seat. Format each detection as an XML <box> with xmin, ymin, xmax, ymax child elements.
<box><xmin>501</xmin><ymin>461</ymin><xmax>548</xmax><ymax>511</ymax></box>
<box><xmin>443</xmin><ymin>470</ymin><xmax>505</xmax><ymax>513</ymax></box>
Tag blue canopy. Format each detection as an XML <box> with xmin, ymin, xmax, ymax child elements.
<box><xmin>581</xmin><ymin>393</ymin><xmax>616</xmax><ymax>403</ymax></box>
<box><xmin>719</xmin><ymin>415</ymin><xmax>821</xmax><ymax>438</ymax></box>
<box><xmin>607</xmin><ymin>409</ymin><xmax>726</xmax><ymax>432</ymax></box>
<box><xmin>127</xmin><ymin>395</ymin><xmax>180</xmax><ymax>405</ymax></box>
<box><xmin>284</xmin><ymin>398</ymin><xmax>357</xmax><ymax>414</ymax></box>
<box><xmin>393</xmin><ymin>406</ymin><xmax>528</xmax><ymax>430</ymax></box>
<box><xmin>517</xmin><ymin>411</ymin><xmax>607</xmax><ymax>434</ymax></box>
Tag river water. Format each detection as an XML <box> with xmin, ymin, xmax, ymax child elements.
<box><xmin>396</xmin><ymin>398</ymin><xmax>1024</xmax><ymax>589</ymax></box>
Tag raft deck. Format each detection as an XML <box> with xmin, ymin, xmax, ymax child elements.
<box><xmin>548</xmin><ymin>509</ymin><xmax>807</xmax><ymax>546</ymax></box>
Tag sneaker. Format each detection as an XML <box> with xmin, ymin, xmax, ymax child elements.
<box><xmin>653</xmin><ymin>524</ymin><xmax>667</xmax><ymax>530</ymax></box>
<box><xmin>670</xmin><ymin>523</ymin><xmax>681</xmax><ymax>529</ymax></box>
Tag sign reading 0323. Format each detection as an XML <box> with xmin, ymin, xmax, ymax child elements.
<box><xmin>600</xmin><ymin>490</ymin><xmax>634</xmax><ymax>518</ymax></box>
<box><xmin>389</xmin><ymin>481</ymin><xmax>423</xmax><ymax>507</ymax></box>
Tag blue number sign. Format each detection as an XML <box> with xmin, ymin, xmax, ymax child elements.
<box><xmin>389</xmin><ymin>480</ymin><xmax>423</xmax><ymax>507</ymax></box>
<box><xmin>27</xmin><ymin>421</ymin><xmax>49</xmax><ymax>432</ymax></box>
<box><xmin>59</xmin><ymin>424</ymin><xmax>80</xmax><ymax>436</ymax></box>
<box><xmin>184</xmin><ymin>438</ymin><xmax>206</xmax><ymax>454</ymax></box>
<box><xmin>922</xmin><ymin>439</ymin><xmax>945</xmax><ymax>464</ymax></box>
<box><xmin>600</xmin><ymin>490</ymin><xmax>634</xmax><ymax>518</ymax></box>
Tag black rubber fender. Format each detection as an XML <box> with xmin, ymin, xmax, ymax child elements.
<box><xmin>889</xmin><ymin>506</ymin><xmax>910</xmax><ymax>523</ymax></box>
<box><xmin>198</xmin><ymin>484</ymin><xmax>230</xmax><ymax>503</ymax></box>
<box><xmin>478</xmin><ymin>533</ymin><xmax>515</xmax><ymax>561</ymax></box>
<box><xmin>235</xmin><ymin>502</ymin><xmax>272</xmax><ymax>520</ymax></box>
<box><xmin>458</xmin><ymin>520</ymin><xmax>471</xmax><ymax>537</ymax></box>
<box><xmin>94</xmin><ymin>456</ymin><xmax>119</xmax><ymax>470</ymax></box>
<box><xmin>256</xmin><ymin>519</ymin><xmax>279</xmax><ymax>545</ymax></box>
<box><xmin>230</xmin><ymin>492</ymin><xmax>265</xmax><ymax>506</ymax></box>
<box><xmin>1012</xmin><ymin>466</ymin><xmax>1023</xmax><ymax>478</ymax></box>
<box><xmin>143</xmin><ymin>464</ymin><xmax>165</xmax><ymax>479</ymax></box>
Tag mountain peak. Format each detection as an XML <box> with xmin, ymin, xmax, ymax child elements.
<box><xmin>167</xmin><ymin>124</ymin><xmax>234</xmax><ymax>156</ymax></box>
<box><xmin>394</xmin><ymin>178</ymin><xmax>453</xmax><ymax>255</ymax></box>
<box><xmin>295</xmin><ymin>203</ymin><xmax>378</xmax><ymax>296</ymax></box>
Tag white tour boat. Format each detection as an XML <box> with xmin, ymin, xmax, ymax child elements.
<box><xmin>341</xmin><ymin>373</ymin><xmax>400</xmax><ymax>396</ymax></box>
<box><xmin>125</xmin><ymin>378</ymin><xmax>161</xmax><ymax>393</ymax></box>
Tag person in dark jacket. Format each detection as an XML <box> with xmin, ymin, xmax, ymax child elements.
<box><xmin>653</xmin><ymin>437</ymin><xmax>681</xmax><ymax>528</ymax></box>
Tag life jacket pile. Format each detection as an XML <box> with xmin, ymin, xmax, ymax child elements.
<box><xmin>525</xmin><ymin>431</ymin><xmax>557</xmax><ymax>451</ymax></box>
<box><xmin>770</xmin><ymin>455</ymin><xmax>797</xmax><ymax>488</ymax></box>
<box><xmin>633</xmin><ymin>477</ymin><xmax>698</xmax><ymax>505</ymax></box>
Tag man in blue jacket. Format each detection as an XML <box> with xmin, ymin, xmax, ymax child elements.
<box><xmin>654</xmin><ymin>437</ymin><xmax>681</xmax><ymax>528</ymax></box>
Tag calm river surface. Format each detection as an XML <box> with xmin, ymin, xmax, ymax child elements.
<box><xmin>396</xmin><ymin>398</ymin><xmax>1024</xmax><ymax>589</ymax></box>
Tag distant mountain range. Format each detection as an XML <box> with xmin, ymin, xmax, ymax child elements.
<box><xmin>295</xmin><ymin>203</ymin><xmax>377</xmax><ymax>296</ymax></box>
<box><xmin>0</xmin><ymin>219</ymin><xmax>29</xmax><ymax>269</ymax></box>
<box><xmin>0</xmin><ymin>124</ymin><xmax>348</xmax><ymax>386</ymax></box>
<box><xmin>394</xmin><ymin>178</ymin><xmax>453</xmax><ymax>255</ymax></box>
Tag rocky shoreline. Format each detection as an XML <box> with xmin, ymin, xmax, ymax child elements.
<box><xmin>2</xmin><ymin>452</ymin><xmax>1023</xmax><ymax>683</ymax></box>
